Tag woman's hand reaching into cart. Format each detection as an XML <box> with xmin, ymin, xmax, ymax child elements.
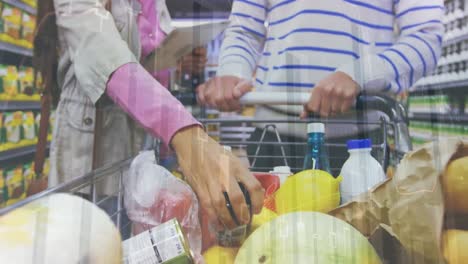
<box><xmin>171</xmin><ymin>126</ymin><xmax>265</xmax><ymax>229</ymax></box>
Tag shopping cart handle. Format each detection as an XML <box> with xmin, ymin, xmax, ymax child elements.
<box><xmin>239</xmin><ymin>92</ymin><xmax>310</xmax><ymax>105</ymax></box>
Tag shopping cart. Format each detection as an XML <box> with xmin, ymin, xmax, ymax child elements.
<box><xmin>0</xmin><ymin>92</ymin><xmax>411</xmax><ymax>243</ymax></box>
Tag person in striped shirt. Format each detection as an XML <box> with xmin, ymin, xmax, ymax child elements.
<box><xmin>197</xmin><ymin>0</ymin><xmax>444</xmax><ymax>171</ymax></box>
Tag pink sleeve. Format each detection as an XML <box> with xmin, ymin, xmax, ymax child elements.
<box><xmin>106</xmin><ymin>63</ymin><xmax>201</xmax><ymax>147</ymax></box>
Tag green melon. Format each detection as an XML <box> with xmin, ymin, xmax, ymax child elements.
<box><xmin>235</xmin><ymin>212</ymin><xmax>381</xmax><ymax>264</ymax></box>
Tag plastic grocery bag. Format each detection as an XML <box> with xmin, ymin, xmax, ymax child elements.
<box><xmin>124</xmin><ymin>151</ymin><xmax>203</xmax><ymax>263</ymax></box>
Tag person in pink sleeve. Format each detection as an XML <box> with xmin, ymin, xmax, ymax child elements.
<box><xmin>34</xmin><ymin>0</ymin><xmax>264</xmax><ymax>231</ymax></box>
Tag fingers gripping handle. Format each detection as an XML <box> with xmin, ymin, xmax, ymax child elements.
<box><xmin>239</xmin><ymin>92</ymin><xmax>310</xmax><ymax>105</ymax></box>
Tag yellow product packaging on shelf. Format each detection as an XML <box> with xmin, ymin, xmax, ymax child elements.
<box><xmin>5</xmin><ymin>166</ymin><xmax>26</xmax><ymax>205</ymax></box>
<box><xmin>0</xmin><ymin>169</ymin><xmax>6</xmax><ymax>207</ymax></box>
<box><xmin>23</xmin><ymin>161</ymin><xmax>36</xmax><ymax>192</ymax></box>
<box><xmin>20</xmin><ymin>12</ymin><xmax>35</xmax><ymax>48</ymax></box>
<box><xmin>21</xmin><ymin>111</ymin><xmax>36</xmax><ymax>145</ymax></box>
<box><xmin>0</xmin><ymin>1</ymin><xmax>6</xmax><ymax>43</ymax></box>
<box><xmin>4</xmin><ymin>111</ymin><xmax>23</xmax><ymax>148</ymax></box>
<box><xmin>49</xmin><ymin>110</ymin><xmax>56</xmax><ymax>137</ymax></box>
<box><xmin>20</xmin><ymin>0</ymin><xmax>37</xmax><ymax>9</ymax></box>
<box><xmin>0</xmin><ymin>64</ymin><xmax>19</xmax><ymax>100</ymax></box>
<box><xmin>35</xmin><ymin>71</ymin><xmax>44</xmax><ymax>91</ymax></box>
<box><xmin>18</xmin><ymin>66</ymin><xmax>35</xmax><ymax>99</ymax></box>
<box><xmin>43</xmin><ymin>158</ymin><xmax>50</xmax><ymax>177</ymax></box>
<box><xmin>1</xmin><ymin>3</ymin><xmax>22</xmax><ymax>43</ymax></box>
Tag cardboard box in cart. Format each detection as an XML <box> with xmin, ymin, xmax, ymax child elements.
<box><xmin>330</xmin><ymin>138</ymin><xmax>468</xmax><ymax>264</ymax></box>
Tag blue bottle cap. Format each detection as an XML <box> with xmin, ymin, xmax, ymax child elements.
<box><xmin>347</xmin><ymin>139</ymin><xmax>372</xmax><ymax>150</ymax></box>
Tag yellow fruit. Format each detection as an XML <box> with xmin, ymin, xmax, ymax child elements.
<box><xmin>250</xmin><ymin>207</ymin><xmax>278</xmax><ymax>234</ymax></box>
<box><xmin>203</xmin><ymin>246</ymin><xmax>238</xmax><ymax>264</ymax></box>
<box><xmin>443</xmin><ymin>229</ymin><xmax>468</xmax><ymax>263</ymax></box>
<box><xmin>443</xmin><ymin>156</ymin><xmax>468</xmax><ymax>214</ymax></box>
<box><xmin>275</xmin><ymin>170</ymin><xmax>342</xmax><ymax>215</ymax></box>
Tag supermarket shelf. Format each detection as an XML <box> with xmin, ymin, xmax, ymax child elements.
<box><xmin>412</xmin><ymin>79</ymin><xmax>468</xmax><ymax>92</ymax></box>
<box><xmin>444</xmin><ymin>33</ymin><xmax>468</xmax><ymax>47</ymax></box>
<box><xmin>0</xmin><ymin>144</ymin><xmax>49</xmax><ymax>164</ymax></box>
<box><xmin>0</xmin><ymin>101</ymin><xmax>40</xmax><ymax>111</ymax></box>
<box><xmin>409</xmin><ymin>112</ymin><xmax>468</xmax><ymax>124</ymax></box>
<box><xmin>0</xmin><ymin>41</ymin><xmax>33</xmax><ymax>57</ymax></box>
<box><xmin>2</xmin><ymin>0</ymin><xmax>36</xmax><ymax>14</ymax></box>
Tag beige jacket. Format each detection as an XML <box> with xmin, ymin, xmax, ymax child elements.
<box><xmin>49</xmin><ymin>0</ymin><xmax>173</xmax><ymax>194</ymax></box>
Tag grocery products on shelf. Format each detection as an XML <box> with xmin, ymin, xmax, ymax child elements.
<box><xmin>4</xmin><ymin>164</ymin><xmax>25</xmax><ymax>205</ymax></box>
<box><xmin>408</xmin><ymin>95</ymin><xmax>454</xmax><ymax>114</ymax></box>
<box><xmin>0</xmin><ymin>64</ymin><xmax>40</xmax><ymax>101</ymax></box>
<box><xmin>414</xmin><ymin>0</ymin><xmax>468</xmax><ymax>90</ymax></box>
<box><xmin>0</xmin><ymin>110</ymin><xmax>54</xmax><ymax>152</ymax></box>
<box><xmin>339</xmin><ymin>139</ymin><xmax>386</xmax><ymax>204</ymax></box>
<box><xmin>20</xmin><ymin>0</ymin><xmax>36</xmax><ymax>11</ymax></box>
<box><xmin>0</xmin><ymin>158</ymin><xmax>49</xmax><ymax>208</ymax></box>
<box><xmin>0</xmin><ymin>0</ymin><xmax>36</xmax><ymax>49</ymax></box>
<box><xmin>410</xmin><ymin>121</ymin><xmax>468</xmax><ymax>147</ymax></box>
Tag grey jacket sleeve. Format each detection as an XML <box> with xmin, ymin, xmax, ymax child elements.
<box><xmin>55</xmin><ymin>0</ymin><xmax>139</xmax><ymax>103</ymax></box>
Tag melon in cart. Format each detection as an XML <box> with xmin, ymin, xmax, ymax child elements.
<box><xmin>235</xmin><ymin>212</ymin><xmax>381</xmax><ymax>264</ymax></box>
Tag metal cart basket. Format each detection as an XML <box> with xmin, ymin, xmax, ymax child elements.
<box><xmin>0</xmin><ymin>93</ymin><xmax>411</xmax><ymax>243</ymax></box>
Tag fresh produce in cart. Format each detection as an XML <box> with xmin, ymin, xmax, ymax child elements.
<box><xmin>203</xmin><ymin>246</ymin><xmax>238</xmax><ymax>264</ymax></box>
<box><xmin>235</xmin><ymin>212</ymin><xmax>381</xmax><ymax>264</ymax></box>
<box><xmin>442</xmin><ymin>229</ymin><xmax>468</xmax><ymax>264</ymax></box>
<box><xmin>0</xmin><ymin>193</ymin><xmax>122</xmax><ymax>264</ymax></box>
<box><xmin>443</xmin><ymin>156</ymin><xmax>468</xmax><ymax>215</ymax></box>
<box><xmin>274</xmin><ymin>170</ymin><xmax>341</xmax><ymax>215</ymax></box>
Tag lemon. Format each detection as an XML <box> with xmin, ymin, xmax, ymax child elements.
<box><xmin>250</xmin><ymin>207</ymin><xmax>278</xmax><ymax>234</ymax></box>
<box><xmin>203</xmin><ymin>246</ymin><xmax>238</xmax><ymax>264</ymax></box>
<box><xmin>275</xmin><ymin>170</ymin><xmax>342</xmax><ymax>215</ymax></box>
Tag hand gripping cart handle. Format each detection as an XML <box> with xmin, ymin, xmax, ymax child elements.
<box><xmin>238</xmin><ymin>92</ymin><xmax>411</xmax><ymax>154</ymax></box>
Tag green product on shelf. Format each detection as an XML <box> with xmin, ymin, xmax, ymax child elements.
<box><xmin>4</xmin><ymin>111</ymin><xmax>23</xmax><ymax>147</ymax></box>
<box><xmin>4</xmin><ymin>165</ymin><xmax>25</xmax><ymax>203</ymax></box>
<box><xmin>23</xmin><ymin>161</ymin><xmax>35</xmax><ymax>192</ymax></box>
<box><xmin>18</xmin><ymin>66</ymin><xmax>35</xmax><ymax>96</ymax></box>
<box><xmin>0</xmin><ymin>3</ymin><xmax>22</xmax><ymax>43</ymax></box>
<box><xmin>22</xmin><ymin>111</ymin><xmax>36</xmax><ymax>143</ymax></box>
<box><xmin>0</xmin><ymin>168</ymin><xmax>7</xmax><ymax>207</ymax></box>
<box><xmin>0</xmin><ymin>64</ymin><xmax>20</xmax><ymax>99</ymax></box>
<box><xmin>34</xmin><ymin>111</ymin><xmax>39</xmax><ymax>134</ymax></box>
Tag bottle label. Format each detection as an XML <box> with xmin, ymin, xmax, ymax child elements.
<box><xmin>311</xmin><ymin>157</ymin><xmax>317</xmax><ymax>170</ymax></box>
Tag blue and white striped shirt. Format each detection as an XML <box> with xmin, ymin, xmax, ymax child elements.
<box><xmin>217</xmin><ymin>0</ymin><xmax>444</xmax><ymax>94</ymax></box>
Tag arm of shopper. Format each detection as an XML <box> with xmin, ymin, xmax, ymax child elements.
<box><xmin>305</xmin><ymin>0</ymin><xmax>444</xmax><ymax>117</ymax></box>
<box><xmin>216</xmin><ymin>0</ymin><xmax>267</xmax><ymax>79</ymax></box>
<box><xmin>197</xmin><ymin>0</ymin><xmax>266</xmax><ymax>111</ymax></box>
<box><xmin>336</xmin><ymin>0</ymin><xmax>444</xmax><ymax>94</ymax></box>
<box><xmin>54</xmin><ymin>0</ymin><xmax>138</xmax><ymax>103</ymax></box>
<box><xmin>106</xmin><ymin>64</ymin><xmax>264</xmax><ymax>228</ymax></box>
<box><xmin>106</xmin><ymin>63</ymin><xmax>200</xmax><ymax>145</ymax></box>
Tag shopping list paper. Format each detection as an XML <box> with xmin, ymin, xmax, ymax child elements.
<box><xmin>144</xmin><ymin>21</ymin><xmax>229</xmax><ymax>72</ymax></box>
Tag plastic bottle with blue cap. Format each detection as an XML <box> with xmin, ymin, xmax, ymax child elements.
<box><xmin>339</xmin><ymin>139</ymin><xmax>386</xmax><ymax>204</ymax></box>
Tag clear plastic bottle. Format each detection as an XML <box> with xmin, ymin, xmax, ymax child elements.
<box><xmin>303</xmin><ymin>123</ymin><xmax>331</xmax><ymax>174</ymax></box>
<box><xmin>339</xmin><ymin>139</ymin><xmax>386</xmax><ymax>204</ymax></box>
